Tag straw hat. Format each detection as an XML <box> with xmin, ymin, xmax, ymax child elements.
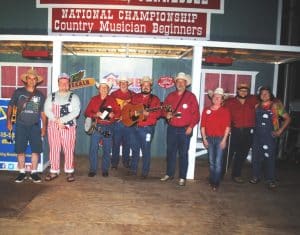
<box><xmin>20</xmin><ymin>69</ymin><xmax>43</xmax><ymax>83</ymax></box>
<box><xmin>174</xmin><ymin>72</ymin><xmax>191</xmax><ymax>86</ymax></box>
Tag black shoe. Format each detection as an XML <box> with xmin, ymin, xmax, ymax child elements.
<box><xmin>249</xmin><ymin>177</ymin><xmax>259</xmax><ymax>184</ymax></box>
<box><xmin>102</xmin><ymin>172</ymin><xmax>109</xmax><ymax>177</ymax></box>
<box><xmin>29</xmin><ymin>173</ymin><xmax>42</xmax><ymax>183</ymax></box>
<box><xmin>88</xmin><ymin>172</ymin><xmax>96</xmax><ymax>177</ymax></box>
<box><xmin>14</xmin><ymin>173</ymin><xmax>27</xmax><ymax>183</ymax></box>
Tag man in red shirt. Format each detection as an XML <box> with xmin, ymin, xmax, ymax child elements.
<box><xmin>110</xmin><ymin>76</ymin><xmax>135</xmax><ymax>169</ymax></box>
<box><xmin>128</xmin><ymin>76</ymin><xmax>161</xmax><ymax>178</ymax></box>
<box><xmin>160</xmin><ymin>72</ymin><xmax>200</xmax><ymax>186</ymax></box>
<box><xmin>224</xmin><ymin>83</ymin><xmax>258</xmax><ymax>183</ymax></box>
<box><xmin>85</xmin><ymin>80</ymin><xmax>121</xmax><ymax>177</ymax></box>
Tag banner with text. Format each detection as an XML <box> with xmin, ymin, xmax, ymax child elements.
<box><xmin>37</xmin><ymin>0</ymin><xmax>224</xmax><ymax>39</ymax></box>
<box><xmin>52</xmin><ymin>8</ymin><xmax>207</xmax><ymax>38</ymax></box>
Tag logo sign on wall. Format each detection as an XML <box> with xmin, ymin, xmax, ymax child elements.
<box><xmin>158</xmin><ymin>76</ymin><xmax>175</xmax><ymax>89</ymax></box>
<box><xmin>37</xmin><ymin>0</ymin><xmax>224</xmax><ymax>39</ymax></box>
<box><xmin>69</xmin><ymin>70</ymin><xmax>96</xmax><ymax>90</ymax></box>
<box><xmin>100</xmin><ymin>57</ymin><xmax>153</xmax><ymax>93</ymax></box>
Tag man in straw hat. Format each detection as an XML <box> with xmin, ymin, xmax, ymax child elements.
<box><xmin>44</xmin><ymin>73</ymin><xmax>81</xmax><ymax>182</ymax></box>
<box><xmin>223</xmin><ymin>83</ymin><xmax>258</xmax><ymax>183</ymax></box>
<box><xmin>110</xmin><ymin>76</ymin><xmax>135</xmax><ymax>169</ymax></box>
<box><xmin>7</xmin><ymin>68</ymin><xmax>46</xmax><ymax>183</ymax></box>
<box><xmin>160</xmin><ymin>72</ymin><xmax>200</xmax><ymax>186</ymax></box>
<box><xmin>85</xmin><ymin>79</ymin><xmax>121</xmax><ymax>177</ymax></box>
<box><xmin>128</xmin><ymin>76</ymin><xmax>161</xmax><ymax>178</ymax></box>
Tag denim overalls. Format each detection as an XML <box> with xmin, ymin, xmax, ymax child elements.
<box><xmin>252</xmin><ymin>105</ymin><xmax>277</xmax><ymax>182</ymax></box>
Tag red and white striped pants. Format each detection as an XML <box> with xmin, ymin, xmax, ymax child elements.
<box><xmin>47</xmin><ymin>103</ymin><xmax>76</xmax><ymax>173</ymax></box>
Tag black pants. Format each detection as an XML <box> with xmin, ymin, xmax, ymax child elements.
<box><xmin>222</xmin><ymin>127</ymin><xmax>254</xmax><ymax>177</ymax></box>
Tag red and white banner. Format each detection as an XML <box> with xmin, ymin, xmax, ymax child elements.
<box><xmin>52</xmin><ymin>8</ymin><xmax>207</xmax><ymax>37</ymax></box>
<box><xmin>38</xmin><ymin>0</ymin><xmax>223</xmax><ymax>11</ymax></box>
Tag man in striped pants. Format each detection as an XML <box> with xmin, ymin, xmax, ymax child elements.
<box><xmin>44</xmin><ymin>73</ymin><xmax>81</xmax><ymax>182</ymax></box>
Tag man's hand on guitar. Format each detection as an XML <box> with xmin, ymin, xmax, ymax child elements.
<box><xmin>108</xmin><ymin>112</ymin><xmax>115</xmax><ymax>119</ymax></box>
<box><xmin>143</xmin><ymin>110</ymin><xmax>150</xmax><ymax>117</ymax></box>
<box><xmin>166</xmin><ymin>112</ymin><xmax>173</xmax><ymax>120</ymax></box>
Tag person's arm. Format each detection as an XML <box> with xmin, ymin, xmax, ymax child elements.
<box><xmin>186</xmin><ymin>94</ymin><xmax>200</xmax><ymax>135</ymax></box>
<box><xmin>220</xmin><ymin>126</ymin><xmax>231</xmax><ymax>150</ymax></box>
<box><xmin>40</xmin><ymin>112</ymin><xmax>47</xmax><ymax>137</ymax></box>
<box><xmin>273</xmin><ymin>112</ymin><xmax>291</xmax><ymax>137</ymax></box>
<box><xmin>44</xmin><ymin>95</ymin><xmax>56</xmax><ymax>121</ymax></box>
<box><xmin>200</xmin><ymin>127</ymin><xmax>208</xmax><ymax>149</ymax></box>
<box><xmin>272</xmin><ymin>101</ymin><xmax>291</xmax><ymax>137</ymax></box>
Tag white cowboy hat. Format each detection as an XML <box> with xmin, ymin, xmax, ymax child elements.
<box><xmin>20</xmin><ymin>68</ymin><xmax>43</xmax><ymax>83</ymax></box>
<box><xmin>95</xmin><ymin>79</ymin><xmax>113</xmax><ymax>89</ymax></box>
<box><xmin>174</xmin><ymin>72</ymin><xmax>191</xmax><ymax>86</ymax></box>
<box><xmin>117</xmin><ymin>75</ymin><xmax>132</xmax><ymax>85</ymax></box>
<box><xmin>207</xmin><ymin>87</ymin><xmax>229</xmax><ymax>99</ymax></box>
<box><xmin>140</xmin><ymin>76</ymin><xmax>153</xmax><ymax>85</ymax></box>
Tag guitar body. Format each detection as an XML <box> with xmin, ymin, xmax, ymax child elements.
<box><xmin>121</xmin><ymin>104</ymin><xmax>145</xmax><ymax>127</ymax></box>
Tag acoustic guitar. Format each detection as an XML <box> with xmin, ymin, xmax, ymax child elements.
<box><xmin>121</xmin><ymin>103</ymin><xmax>170</xmax><ymax>127</ymax></box>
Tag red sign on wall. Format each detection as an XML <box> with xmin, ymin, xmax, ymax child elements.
<box><xmin>39</xmin><ymin>0</ymin><xmax>222</xmax><ymax>11</ymax></box>
<box><xmin>52</xmin><ymin>8</ymin><xmax>207</xmax><ymax>37</ymax></box>
<box><xmin>37</xmin><ymin>0</ymin><xmax>224</xmax><ymax>39</ymax></box>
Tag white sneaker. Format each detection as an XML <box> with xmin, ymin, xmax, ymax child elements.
<box><xmin>160</xmin><ymin>175</ymin><xmax>173</xmax><ymax>182</ymax></box>
<box><xmin>178</xmin><ymin>178</ymin><xmax>186</xmax><ymax>186</ymax></box>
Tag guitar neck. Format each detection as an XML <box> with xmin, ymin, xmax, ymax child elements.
<box><xmin>146</xmin><ymin>106</ymin><xmax>162</xmax><ymax>112</ymax></box>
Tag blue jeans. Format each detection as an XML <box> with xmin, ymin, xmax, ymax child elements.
<box><xmin>88</xmin><ymin>124</ymin><xmax>113</xmax><ymax>174</ymax></box>
<box><xmin>166</xmin><ymin>126</ymin><xmax>191</xmax><ymax>179</ymax></box>
<box><xmin>207</xmin><ymin>136</ymin><xmax>224</xmax><ymax>186</ymax></box>
<box><xmin>130</xmin><ymin>126</ymin><xmax>154</xmax><ymax>176</ymax></box>
<box><xmin>111</xmin><ymin>121</ymin><xmax>131</xmax><ymax>167</ymax></box>
<box><xmin>252</xmin><ymin>133</ymin><xmax>277</xmax><ymax>182</ymax></box>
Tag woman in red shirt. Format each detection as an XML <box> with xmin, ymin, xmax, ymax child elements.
<box><xmin>201</xmin><ymin>88</ymin><xmax>231</xmax><ymax>191</ymax></box>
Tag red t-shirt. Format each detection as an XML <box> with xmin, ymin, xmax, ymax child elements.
<box><xmin>131</xmin><ymin>93</ymin><xmax>161</xmax><ymax>127</ymax></box>
<box><xmin>163</xmin><ymin>90</ymin><xmax>200</xmax><ymax>128</ymax></box>
<box><xmin>224</xmin><ymin>95</ymin><xmax>258</xmax><ymax>128</ymax></box>
<box><xmin>85</xmin><ymin>95</ymin><xmax>121</xmax><ymax>125</ymax></box>
<box><xmin>110</xmin><ymin>89</ymin><xmax>134</xmax><ymax>100</ymax></box>
<box><xmin>201</xmin><ymin>106</ymin><xmax>231</xmax><ymax>137</ymax></box>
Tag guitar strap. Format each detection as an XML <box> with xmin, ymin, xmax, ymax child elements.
<box><xmin>99</xmin><ymin>98</ymin><xmax>107</xmax><ymax>111</ymax></box>
<box><xmin>172</xmin><ymin>90</ymin><xmax>186</xmax><ymax>114</ymax></box>
<box><xmin>145</xmin><ymin>94</ymin><xmax>153</xmax><ymax>109</ymax></box>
